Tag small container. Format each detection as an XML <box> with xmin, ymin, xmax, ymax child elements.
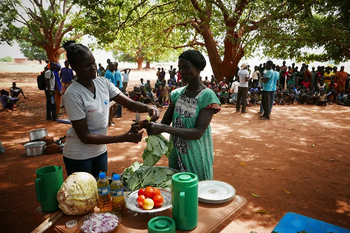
<box><xmin>29</xmin><ymin>128</ymin><xmax>48</xmax><ymax>141</ymax></box>
<box><xmin>24</xmin><ymin>141</ymin><xmax>46</xmax><ymax>156</ymax></box>
<box><xmin>148</xmin><ymin>216</ymin><xmax>176</xmax><ymax>233</ymax></box>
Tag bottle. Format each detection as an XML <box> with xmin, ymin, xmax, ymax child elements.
<box><xmin>110</xmin><ymin>174</ymin><xmax>126</xmax><ymax>216</ymax></box>
<box><xmin>51</xmin><ymin>96</ymin><xmax>54</xmax><ymax>104</ymax></box>
<box><xmin>97</xmin><ymin>172</ymin><xmax>112</xmax><ymax>212</ymax></box>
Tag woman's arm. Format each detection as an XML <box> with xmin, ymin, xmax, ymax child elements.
<box><xmin>71</xmin><ymin>118</ymin><xmax>143</xmax><ymax>144</ymax></box>
<box><xmin>147</xmin><ymin>108</ymin><xmax>216</xmax><ymax>140</ymax></box>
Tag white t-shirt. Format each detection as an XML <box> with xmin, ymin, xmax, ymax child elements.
<box><xmin>252</xmin><ymin>70</ymin><xmax>260</xmax><ymax>80</ymax></box>
<box><xmin>238</xmin><ymin>69</ymin><xmax>250</xmax><ymax>87</ymax></box>
<box><xmin>45</xmin><ymin>70</ymin><xmax>55</xmax><ymax>91</ymax></box>
<box><xmin>122</xmin><ymin>73</ymin><xmax>129</xmax><ymax>82</ymax></box>
<box><xmin>62</xmin><ymin>77</ymin><xmax>121</xmax><ymax>160</ymax></box>
<box><xmin>230</xmin><ymin>81</ymin><xmax>239</xmax><ymax>93</ymax></box>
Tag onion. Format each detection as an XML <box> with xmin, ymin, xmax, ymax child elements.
<box><xmin>81</xmin><ymin>213</ymin><xmax>119</xmax><ymax>233</ymax></box>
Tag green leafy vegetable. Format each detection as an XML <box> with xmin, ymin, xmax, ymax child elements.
<box><xmin>142</xmin><ymin>135</ymin><xmax>173</xmax><ymax>167</ymax></box>
<box><xmin>121</xmin><ymin>162</ymin><xmax>177</xmax><ymax>191</ymax></box>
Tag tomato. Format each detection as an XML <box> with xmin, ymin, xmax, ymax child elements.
<box><xmin>143</xmin><ymin>198</ymin><xmax>154</xmax><ymax>210</ymax></box>
<box><xmin>154</xmin><ymin>188</ymin><xmax>161</xmax><ymax>196</ymax></box>
<box><xmin>137</xmin><ymin>195</ymin><xmax>146</xmax><ymax>207</ymax></box>
<box><xmin>152</xmin><ymin>194</ymin><xmax>164</xmax><ymax>208</ymax></box>
<box><xmin>145</xmin><ymin>186</ymin><xmax>156</xmax><ymax>198</ymax></box>
<box><xmin>138</xmin><ymin>188</ymin><xmax>145</xmax><ymax>196</ymax></box>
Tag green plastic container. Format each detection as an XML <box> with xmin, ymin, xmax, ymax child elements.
<box><xmin>171</xmin><ymin>172</ymin><xmax>198</xmax><ymax>230</ymax></box>
<box><xmin>148</xmin><ymin>216</ymin><xmax>176</xmax><ymax>233</ymax></box>
<box><xmin>35</xmin><ymin>165</ymin><xmax>63</xmax><ymax>212</ymax></box>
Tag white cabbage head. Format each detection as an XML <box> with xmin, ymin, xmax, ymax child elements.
<box><xmin>57</xmin><ymin>172</ymin><xmax>98</xmax><ymax>215</ymax></box>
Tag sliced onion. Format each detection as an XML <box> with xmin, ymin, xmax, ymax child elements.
<box><xmin>81</xmin><ymin>213</ymin><xmax>119</xmax><ymax>233</ymax></box>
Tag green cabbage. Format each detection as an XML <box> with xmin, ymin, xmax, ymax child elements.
<box><xmin>57</xmin><ymin>172</ymin><xmax>98</xmax><ymax>215</ymax></box>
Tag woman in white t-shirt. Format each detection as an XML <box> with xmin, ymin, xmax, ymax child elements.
<box><xmin>62</xmin><ymin>41</ymin><xmax>159</xmax><ymax>178</ymax></box>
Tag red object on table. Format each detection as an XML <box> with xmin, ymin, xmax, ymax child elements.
<box><xmin>35</xmin><ymin>195</ymin><xmax>247</xmax><ymax>233</ymax></box>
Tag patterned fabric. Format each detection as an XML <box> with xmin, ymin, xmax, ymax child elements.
<box><xmin>168</xmin><ymin>86</ymin><xmax>221</xmax><ymax>181</ymax></box>
<box><xmin>179</xmin><ymin>50</ymin><xmax>206</xmax><ymax>71</ymax></box>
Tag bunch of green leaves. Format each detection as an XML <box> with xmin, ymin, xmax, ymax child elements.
<box><xmin>121</xmin><ymin>162</ymin><xmax>176</xmax><ymax>191</ymax></box>
<box><xmin>142</xmin><ymin>135</ymin><xmax>173</xmax><ymax>167</ymax></box>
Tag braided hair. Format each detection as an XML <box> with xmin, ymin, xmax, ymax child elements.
<box><xmin>179</xmin><ymin>50</ymin><xmax>206</xmax><ymax>71</ymax></box>
<box><xmin>62</xmin><ymin>40</ymin><xmax>91</xmax><ymax>66</ymax></box>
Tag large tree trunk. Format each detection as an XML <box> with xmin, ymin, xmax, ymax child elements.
<box><xmin>144</xmin><ymin>61</ymin><xmax>151</xmax><ymax>69</ymax></box>
<box><xmin>44</xmin><ymin>47</ymin><xmax>61</xmax><ymax>63</ymax></box>
<box><xmin>136</xmin><ymin>58</ymin><xmax>143</xmax><ymax>70</ymax></box>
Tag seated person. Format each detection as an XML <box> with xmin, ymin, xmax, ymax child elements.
<box><xmin>139</xmin><ymin>90</ymin><xmax>152</xmax><ymax>104</ymax></box>
<box><xmin>1</xmin><ymin>89</ymin><xmax>19</xmax><ymax>110</ymax></box>
<box><xmin>275</xmin><ymin>90</ymin><xmax>285</xmax><ymax>105</ymax></box>
<box><xmin>128</xmin><ymin>86</ymin><xmax>140</xmax><ymax>101</ymax></box>
<box><xmin>219</xmin><ymin>87</ymin><xmax>229</xmax><ymax>104</ymax></box>
<box><xmin>336</xmin><ymin>90</ymin><xmax>345</xmax><ymax>105</ymax></box>
<box><xmin>284</xmin><ymin>86</ymin><xmax>296</xmax><ymax>104</ymax></box>
<box><xmin>144</xmin><ymin>80</ymin><xmax>152</xmax><ymax>95</ymax></box>
<box><xmin>10</xmin><ymin>82</ymin><xmax>28</xmax><ymax>99</ymax></box>
<box><xmin>316</xmin><ymin>90</ymin><xmax>328</xmax><ymax>106</ymax></box>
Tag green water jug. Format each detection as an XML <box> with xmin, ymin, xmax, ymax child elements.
<box><xmin>171</xmin><ymin>172</ymin><xmax>198</xmax><ymax>230</ymax></box>
<box><xmin>35</xmin><ymin>165</ymin><xmax>63</xmax><ymax>212</ymax></box>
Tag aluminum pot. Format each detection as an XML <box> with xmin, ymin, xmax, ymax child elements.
<box><xmin>23</xmin><ymin>141</ymin><xmax>46</xmax><ymax>156</ymax></box>
<box><xmin>29</xmin><ymin>128</ymin><xmax>48</xmax><ymax>141</ymax></box>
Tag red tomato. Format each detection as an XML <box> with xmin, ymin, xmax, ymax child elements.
<box><xmin>145</xmin><ymin>186</ymin><xmax>156</xmax><ymax>198</ymax></box>
<box><xmin>154</xmin><ymin>188</ymin><xmax>161</xmax><ymax>196</ymax></box>
<box><xmin>152</xmin><ymin>194</ymin><xmax>164</xmax><ymax>207</ymax></box>
<box><xmin>138</xmin><ymin>188</ymin><xmax>145</xmax><ymax>196</ymax></box>
<box><xmin>137</xmin><ymin>195</ymin><xmax>146</xmax><ymax>207</ymax></box>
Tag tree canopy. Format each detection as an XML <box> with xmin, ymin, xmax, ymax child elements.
<box><xmin>262</xmin><ymin>0</ymin><xmax>350</xmax><ymax>63</ymax></box>
<box><xmin>78</xmin><ymin>0</ymin><xmax>319</xmax><ymax>79</ymax></box>
<box><xmin>0</xmin><ymin>0</ymin><xmax>84</xmax><ymax>62</ymax></box>
<box><xmin>18</xmin><ymin>40</ymin><xmax>47</xmax><ymax>62</ymax></box>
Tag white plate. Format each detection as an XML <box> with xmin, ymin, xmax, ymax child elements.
<box><xmin>125</xmin><ymin>189</ymin><xmax>172</xmax><ymax>213</ymax></box>
<box><xmin>198</xmin><ymin>180</ymin><xmax>236</xmax><ymax>204</ymax></box>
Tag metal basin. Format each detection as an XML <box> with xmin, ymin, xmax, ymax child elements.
<box><xmin>29</xmin><ymin>128</ymin><xmax>48</xmax><ymax>141</ymax></box>
<box><xmin>23</xmin><ymin>141</ymin><xmax>46</xmax><ymax>156</ymax></box>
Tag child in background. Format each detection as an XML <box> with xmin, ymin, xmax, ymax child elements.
<box><xmin>317</xmin><ymin>90</ymin><xmax>328</xmax><ymax>106</ymax></box>
<box><xmin>275</xmin><ymin>90</ymin><xmax>285</xmax><ymax>105</ymax></box>
<box><xmin>220</xmin><ymin>87</ymin><xmax>229</xmax><ymax>105</ymax></box>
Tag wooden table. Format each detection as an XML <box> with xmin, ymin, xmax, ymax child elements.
<box><xmin>35</xmin><ymin>195</ymin><xmax>247</xmax><ymax>233</ymax></box>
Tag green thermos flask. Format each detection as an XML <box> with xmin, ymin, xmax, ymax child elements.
<box><xmin>171</xmin><ymin>172</ymin><xmax>198</xmax><ymax>230</ymax></box>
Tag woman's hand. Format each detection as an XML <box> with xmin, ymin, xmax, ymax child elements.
<box><xmin>145</xmin><ymin>122</ymin><xmax>166</xmax><ymax>135</ymax></box>
<box><xmin>121</xmin><ymin>128</ymin><xmax>144</xmax><ymax>143</ymax></box>
<box><xmin>147</xmin><ymin>105</ymin><xmax>160</xmax><ymax>122</ymax></box>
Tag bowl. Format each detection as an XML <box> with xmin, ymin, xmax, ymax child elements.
<box><xmin>125</xmin><ymin>189</ymin><xmax>172</xmax><ymax>213</ymax></box>
<box><xmin>29</xmin><ymin>128</ymin><xmax>48</xmax><ymax>141</ymax></box>
<box><xmin>78</xmin><ymin>213</ymin><xmax>120</xmax><ymax>233</ymax></box>
<box><xmin>23</xmin><ymin>141</ymin><xmax>46</xmax><ymax>156</ymax></box>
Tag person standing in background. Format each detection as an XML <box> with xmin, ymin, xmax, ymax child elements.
<box><xmin>54</xmin><ymin>63</ymin><xmax>63</xmax><ymax>117</ymax></box>
<box><xmin>45</xmin><ymin>62</ymin><xmax>57</xmax><ymax>120</ymax></box>
<box><xmin>270</xmin><ymin>65</ymin><xmax>280</xmax><ymax>113</ymax></box>
<box><xmin>260</xmin><ymin>61</ymin><xmax>274</xmax><ymax>120</ymax></box>
<box><xmin>60</xmin><ymin>60</ymin><xmax>74</xmax><ymax>94</ymax></box>
<box><xmin>251</xmin><ymin>66</ymin><xmax>261</xmax><ymax>88</ymax></box>
<box><xmin>311</xmin><ymin>66</ymin><xmax>317</xmax><ymax>90</ymax></box>
<box><xmin>236</xmin><ymin>62</ymin><xmax>250</xmax><ymax>113</ymax></box>
<box><xmin>121</xmin><ymin>68</ymin><xmax>131</xmax><ymax>91</ymax></box>
<box><xmin>114</xmin><ymin>62</ymin><xmax>123</xmax><ymax>118</ymax></box>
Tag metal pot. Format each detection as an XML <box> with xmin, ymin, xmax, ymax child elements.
<box><xmin>23</xmin><ymin>141</ymin><xmax>46</xmax><ymax>156</ymax></box>
<box><xmin>29</xmin><ymin>128</ymin><xmax>48</xmax><ymax>141</ymax></box>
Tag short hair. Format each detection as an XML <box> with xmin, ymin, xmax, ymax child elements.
<box><xmin>62</xmin><ymin>40</ymin><xmax>90</xmax><ymax>66</ymax></box>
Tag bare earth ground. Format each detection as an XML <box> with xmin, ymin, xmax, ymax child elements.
<box><xmin>0</xmin><ymin>68</ymin><xmax>349</xmax><ymax>233</ymax></box>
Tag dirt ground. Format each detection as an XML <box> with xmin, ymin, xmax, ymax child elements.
<box><xmin>0</xmin><ymin>70</ymin><xmax>349</xmax><ymax>233</ymax></box>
